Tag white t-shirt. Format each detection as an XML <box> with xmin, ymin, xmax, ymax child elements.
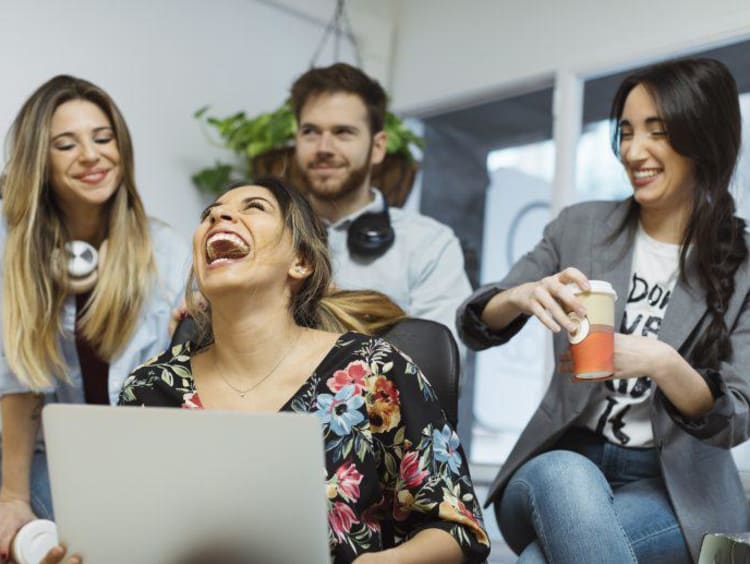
<box><xmin>577</xmin><ymin>224</ymin><xmax>680</xmax><ymax>447</ymax></box>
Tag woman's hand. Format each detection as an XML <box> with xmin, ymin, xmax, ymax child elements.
<box><xmin>168</xmin><ymin>300</ymin><xmax>189</xmax><ymax>337</ymax></box>
<box><xmin>40</xmin><ymin>545</ymin><xmax>81</xmax><ymax>564</ymax></box>
<box><xmin>613</xmin><ymin>334</ymin><xmax>715</xmax><ymax>417</ymax></box>
<box><xmin>503</xmin><ymin>267</ymin><xmax>590</xmax><ymax>333</ymax></box>
<box><xmin>0</xmin><ymin>498</ymin><xmax>35</xmax><ymax>558</ymax></box>
<box><xmin>613</xmin><ymin>334</ymin><xmax>671</xmax><ymax>380</ymax></box>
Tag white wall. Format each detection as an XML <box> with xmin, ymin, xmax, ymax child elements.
<box><xmin>0</xmin><ymin>0</ymin><xmax>392</xmax><ymax>242</ymax></box>
<box><xmin>390</xmin><ymin>0</ymin><xmax>750</xmax><ymax>114</ymax></box>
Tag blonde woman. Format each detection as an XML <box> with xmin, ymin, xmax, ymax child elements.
<box><xmin>0</xmin><ymin>75</ymin><xmax>189</xmax><ymax>557</ymax></box>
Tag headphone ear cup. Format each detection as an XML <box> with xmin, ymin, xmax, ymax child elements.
<box><xmin>50</xmin><ymin>240</ymin><xmax>107</xmax><ymax>295</ymax></box>
<box><xmin>346</xmin><ymin>210</ymin><xmax>395</xmax><ymax>258</ymax></box>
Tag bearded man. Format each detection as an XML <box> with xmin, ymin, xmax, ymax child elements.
<box><xmin>290</xmin><ymin>63</ymin><xmax>471</xmax><ymax>344</ymax></box>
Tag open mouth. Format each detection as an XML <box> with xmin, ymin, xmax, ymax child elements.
<box><xmin>205</xmin><ymin>231</ymin><xmax>251</xmax><ymax>265</ymax></box>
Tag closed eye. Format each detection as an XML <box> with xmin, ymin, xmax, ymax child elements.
<box><xmin>199</xmin><ymin>204</ymin><xmax>216</xmax><ymax>222</ymax></box>
<box><xmin>243</xmin><ymin>198</ymin><xmax>271</xmax><ymax>212</ymax></box>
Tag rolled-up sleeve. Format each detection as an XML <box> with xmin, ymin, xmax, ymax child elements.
<box><xmin>660</xmin><ymin>290</ymin><xmax>750</xmax><ymax>447</ymax></box>
<box><xmin>456</xmin><ymin>206</ymin><xmax>569</xmax><ymax>351</ymax></box>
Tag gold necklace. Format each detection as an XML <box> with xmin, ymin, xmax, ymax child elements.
<box><xmin>218</xmin><ymin>331</ymin><xmax>301</xmax><ymax>398</ymax></box>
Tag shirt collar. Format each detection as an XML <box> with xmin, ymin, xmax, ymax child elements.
<box><xmin>327</xmin><ymin>188</ymin><xmax>386</xmax><ymax>231</ymax></box>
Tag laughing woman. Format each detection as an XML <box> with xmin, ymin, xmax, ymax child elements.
<box><xmin>107</xmin><ymin>177</ymin><xmax>488</xmax><ymax>564</ymax></box>
<box><xmin>0</xmin><ymin>76</ymin><xmax>188</xmax><ymax>557</ymax></box>
<box><xmin>458</xmin><ymin>58</ymin><xmax>750</xmax><ymax>563</ymax></box>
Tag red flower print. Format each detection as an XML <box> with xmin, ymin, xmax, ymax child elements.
<box><xmin>367</xmin><ymin>375</ymin><xmax>401</xmax><ymax>433</ymax></box>
<box><xmin>328</xmin><ymin>501</ymin><xmax>360</xmax><ymax>542</ymax></box>
<box><xmin>335</xmin><ymin>462</ymin><xmax>364</xmax><ymax>502</ymax></box>
<box><xmin>181</xmin><ymin>392</ymin><xmax>203</xmax><ymax>409</ymax></box>
<box><xmin>399</xmin><ymin>451</ymin><xmax>428</xmax><ymax>489</ymax></box>
<box><xmin>371</xmin><ymin>375</ymin><xmax>399</xmax><ymax>403</ymax></box>
<box><xmin>327</xmin><ymin>360</ymin><xmax>370</xmax><ymax>394</ymax></box>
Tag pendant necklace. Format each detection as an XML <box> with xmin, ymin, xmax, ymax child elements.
<box><xmin>219</xmin><ymin>331</ymin><xmax>301</xmax><ymax>398</ymax></box>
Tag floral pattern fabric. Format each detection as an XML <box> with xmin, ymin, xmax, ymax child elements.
<box><xmin>119</xmin><ymin>332</ymin><xmax>490</xmax><ymax>563</ymax></box>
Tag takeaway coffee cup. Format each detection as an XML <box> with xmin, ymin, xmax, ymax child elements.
<box><xmin>566</xmin><ymin>280</ymin><xmax>617</xmax><ymax>381</ymax></box>
<box><xmin>11</xmin><ymin>519</ymin><xmax>59</xmax><ymax>564</ymax></box>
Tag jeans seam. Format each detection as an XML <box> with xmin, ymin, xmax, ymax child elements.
<box><xmin>511</xmin><ymin>478</ymin><xmax>553</xmax><ymax>561</ymax></box>
<box><xmin>629</xmin><ymin>522</ymin><xmax>682</xmax><ymax>547</ymax></box>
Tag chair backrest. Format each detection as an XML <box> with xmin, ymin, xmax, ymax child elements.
<box><xmin>378</xmin><ymin>318</ymin><xmax>460</xmax><ymax>428</ymax></box>
<box><xmin>170</xmin><ymin>316</ymin><xmax>460</xmax><ymax>427</ymax></box>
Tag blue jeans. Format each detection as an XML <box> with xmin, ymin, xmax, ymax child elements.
<box><xmin>498</xmin><ymin>428</ymin><xmax>691</xmax><ymax>564</ymax></box>
<box><xmin>0</xmin><ymin>447</ymin><xmax>54</xmax><ymax>519</ymax></box>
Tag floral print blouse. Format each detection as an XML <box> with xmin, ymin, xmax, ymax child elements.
<box><xmin>119</xmin><ymin>332</ymin><xmax>490</xmax><ymax>563</ymax></box>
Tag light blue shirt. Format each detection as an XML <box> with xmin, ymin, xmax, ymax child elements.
<box><xmin>326</xmin><ymin>189</ymin><xmax>472</xmax><ymax>347</ymax></box>
<box><xmin>0</xmin><ymin>219</ymin><xmax>190</xmax><ymax>405</ymax></box>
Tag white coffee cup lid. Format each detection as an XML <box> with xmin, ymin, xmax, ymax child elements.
<box><xmin>11</xmin><ymin>519</ymin><xmax>59</xmax><ymax>564</ymax></box>
<box><xmin>566</xmin><ymin>280</ymin><xmax>617</xmax><ymax>301</ymax></box>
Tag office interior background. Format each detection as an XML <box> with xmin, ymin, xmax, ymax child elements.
<box><xmin>2</xmin><ymin>0</ymin><xmax>750</xmax><ymax>559</ymax></box>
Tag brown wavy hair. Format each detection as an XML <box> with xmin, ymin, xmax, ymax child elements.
<box><xmin>186</xmin><ymin>177</ymin><xmax>406</xmax><ymax>345</ymax></box>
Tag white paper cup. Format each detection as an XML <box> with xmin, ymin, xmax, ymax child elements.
<box><xmin>566</xmin><ymin>280</ymin><xmax>617</xmax><ymax>381</ymax></box>
<box><xmin>11</xmin><ymin>519</ymin><xmax>59</xmax><ymax>564</ymax></box>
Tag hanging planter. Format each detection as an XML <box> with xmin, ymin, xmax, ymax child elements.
<box><xmin>191</xmin><ymin>100</ymin><xmax>423</xmax><ymax>207</ymax></box>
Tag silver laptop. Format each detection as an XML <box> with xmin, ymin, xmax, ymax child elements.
<box><xmin>43</xmin><ymin>404</ymin><xmax>331</xmax><ymax>564</ymax></box>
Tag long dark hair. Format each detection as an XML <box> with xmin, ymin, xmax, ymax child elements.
<box><xmin>610</xmin><ymin>58</ymin><xmax>747</xmax><ymax>368</ymax></box>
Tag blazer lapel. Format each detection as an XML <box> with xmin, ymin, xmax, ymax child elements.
<box><xmin>658</xmin><ymin>255</ymin><xmax>707</xmax><ymax>353</ymax></box>
<box><xmin>591</xmin><ymin>201</ymin><xmax>634</xmax><ymax>331</ymax></box>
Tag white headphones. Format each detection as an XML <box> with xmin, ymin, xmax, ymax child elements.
<box><xmin>51</xmin><ymin>240</ymin><xmax>108</xmax><ymax>294</ymax></box>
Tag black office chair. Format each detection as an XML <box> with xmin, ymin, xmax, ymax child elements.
<box><xmin>378</xmin><ymin>318</ymin><xmax>460</xmax><ymax>428</ymax></box>
<box><xmin>171</xmin><ymin>316</ymin><xmax>461</xmax><ymax>427</ymax></box>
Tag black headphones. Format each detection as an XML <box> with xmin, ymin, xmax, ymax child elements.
<box><xmin>346</xmin><ymin>198</ymin><xmax>395</xmax><ymax>258</ymax></box>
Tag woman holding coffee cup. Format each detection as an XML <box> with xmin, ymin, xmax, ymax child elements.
<box><xmin>458</xmin><ymin>57</ymin><xmax>750</xmax><ymax>563</ymax></box>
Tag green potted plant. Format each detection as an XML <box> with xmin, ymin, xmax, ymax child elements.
<box><xmin>191</xmin><ymin>99</ymin><xmax>424</xmax><ymax>206</ymax></box>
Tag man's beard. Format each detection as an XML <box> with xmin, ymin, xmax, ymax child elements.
<box><xmin>299</xmin><ymin>144</ymin><xmax>373</xmax><ymax>203</ymax></box>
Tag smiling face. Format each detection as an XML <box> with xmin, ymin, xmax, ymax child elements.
<box><xmin>193</xmin><ymin>185</ymin><xmax>309</xmax><ymax>301</ymax></box>
<box><xmin>618</xmin><ymin>84</ymin><xmax>695</xmax><ymax>217</ymax></box>
<box><xmin>294</xmin><ymin>92</ymin><xmax>386</xmax><ymax>206</ymax></box>
<box><xmin>48</xmin><ymin>99</ymin><xmax>122</xmax><ymax>220</ymax></box>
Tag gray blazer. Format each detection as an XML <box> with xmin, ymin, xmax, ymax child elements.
<box><xmin>457</xmin><ymin>199</ymin><xmax>750</xmax><ymax>562</ymax></box>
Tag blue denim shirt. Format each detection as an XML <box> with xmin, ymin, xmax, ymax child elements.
<box><xmin>0</xmin><ymin>218</ymin><xmax>190</xmax><ymax>405</ymax></box>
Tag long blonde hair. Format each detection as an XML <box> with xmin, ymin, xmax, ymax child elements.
<box><xmin>186</xmin><ymin>178</ymin><xmax>406</xmax><ymax>345</ymax></box>
<box><xmin>2</xmin><ymin>75</ymin><xmax>155</xmax><ymax>389</ymax></box>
